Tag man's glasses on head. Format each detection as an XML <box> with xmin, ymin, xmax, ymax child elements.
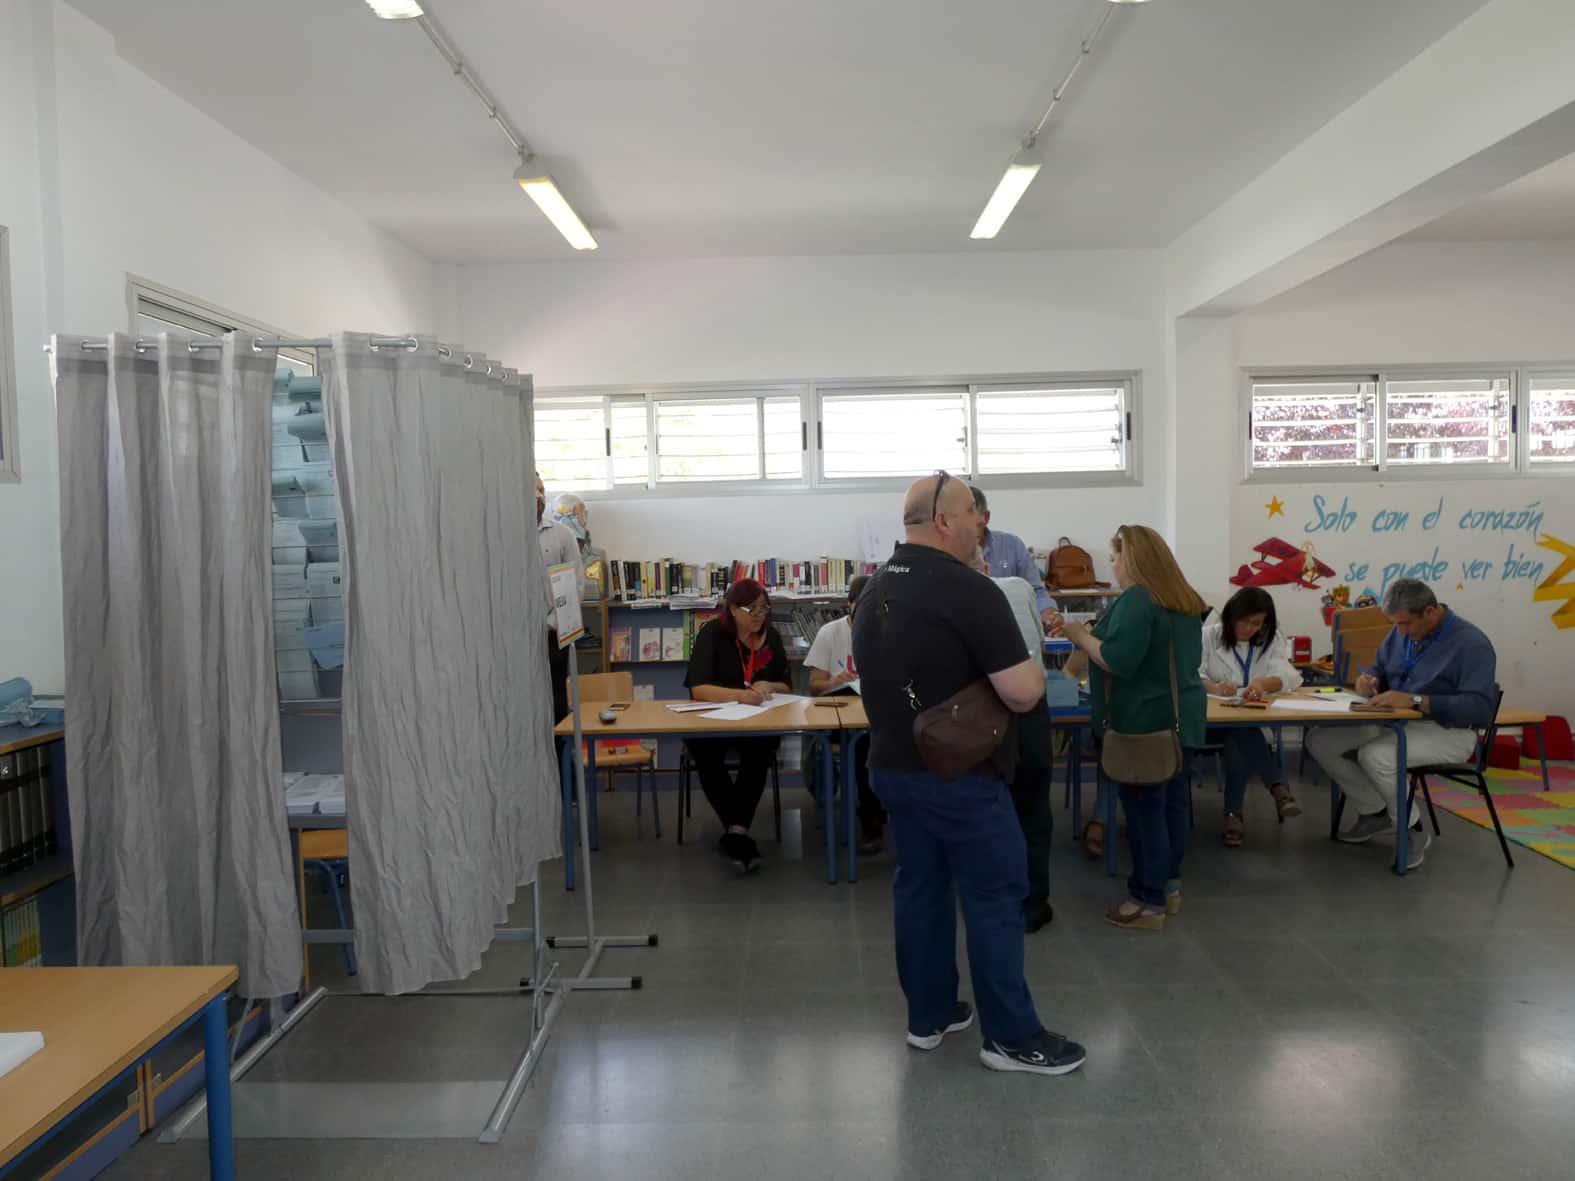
<box><xmin>930</xmin><ymin>469</ymin><xmax>952</xmax><ymax>521</ymax></box>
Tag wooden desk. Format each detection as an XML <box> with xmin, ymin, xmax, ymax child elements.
<box><xmin>1053</xmin><ymin>694</ymin><xmax>1428</xmax><ymax>876</ymax></box>
<box><xmin>555</xmin><ymin>698</ymin><xmax>866</xmax><ymax>884</ymax></box>
<box><xmin>1493</xmin><ymin>709</ymin><xmax>1551</xmax><ymax>791</ymax></box>
<box><xmin>0</xmin><ymin>966</ymin><xmax>237</xmax><ymax>1180</ymax></box>
<box><xmin>0</xmin><ymin>725</ymin><xmax>64</xmax><ymax>758</ymax></box>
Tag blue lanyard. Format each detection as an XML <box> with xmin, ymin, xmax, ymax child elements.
<box><xmin>1233</xmin><ymin>646</ymin><xmax>1254</xmax><ymax>686</ymax></box>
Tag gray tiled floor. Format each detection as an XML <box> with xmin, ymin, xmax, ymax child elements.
<box><xmin>107</xmin><ymin>761</ymin><xmax>1575</xmax><ymax>1180</ymax></box>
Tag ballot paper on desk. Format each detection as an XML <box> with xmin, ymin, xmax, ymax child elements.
<box><xmin>816</xmin><ymin>679</ymin><xmax>861</xmax><ymax>696</ymax></box>
<box><xmin>285</xmin><ymin>772</ymin><xmax>346</xmax><ymax>816</ymax></box>
<box><xmin>0</xmin><ymin>1032</ymin><xmax>45</xmax><ymax>1079</ymax></box>
<box><xmin>1269</xmin><ymin>696</ymin><xmax>1365</xmax><ymax>714</ymax></box>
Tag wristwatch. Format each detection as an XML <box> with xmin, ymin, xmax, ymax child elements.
<box><xmin>1411</xmin><ymin>693</ymin><xmax>1424</xmax><ymax>712</ymax></box>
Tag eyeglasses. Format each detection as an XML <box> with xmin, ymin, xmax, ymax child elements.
<box><xmin>737</xmin><ymin>601</ymin><xmax>770</xmax><ymax>616</ymax></box>
<box><xmin>930</xmin><ymin>469</ymin><xmax>952</xmax><ymax>521</ymax></box>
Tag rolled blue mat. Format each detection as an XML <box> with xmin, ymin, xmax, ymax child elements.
<box><xmin>287</xmin><ymin>412</ymin><xmax>326</xmax><ymax>441</ymax></box>
<box><xmin>288</xmin><ymin>375</ymin><xmax>322</xmax><ymax>399</ymax></box>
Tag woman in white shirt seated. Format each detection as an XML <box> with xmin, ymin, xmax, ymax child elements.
<box><xmin>1199</xmin><ymin>587</ymin><xmax>1302</xmax><ymax>848</ymax></box>
<box><xmin>804</xmin><ymin>575</ymin><xmax>884</xmax><ymax>853</ymax></box>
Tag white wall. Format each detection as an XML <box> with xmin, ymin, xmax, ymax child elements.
<box><xmin>1228</xmin><ymin>240</ymin><xmax>1575</xmax><ymax>717</ymax></box>
<box><xmin>460</xmin><ymin>250</ymin><xmax>1168</xmax><ymax>571</ymax></box>
<box><xmin>0</xmin><ymin>0</ymin><xmax>439</xmax><ymax>692</ymax></box>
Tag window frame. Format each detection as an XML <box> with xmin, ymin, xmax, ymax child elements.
<box><xmin>535</xmin><ymin>370</ymin><xmax>1141</xmax><ymax>501</ymax></box>
<box><xmin>127</xmin><ymin>275</ymin><xmax>316</xmax><ymax>375</ymax></box>
<box><xmin>1524</xmin><ymin>368</ymin><xmax>1575</xmax><ymax>471</ymax></box>
<box><xmin>1242</xmin><ymin>364</ymin><xmax>1575</xmax><ymax>485</ymax></box>
<box><xmin>0</xmin><ymin>227</ymin><xmax>19</xmax><ymax>483</ymax></box>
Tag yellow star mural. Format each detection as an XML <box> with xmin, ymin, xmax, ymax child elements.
<box><xmin>1534</xmin><ymin>533</ymin><xmax>1575</xmax><ymax>630</ymax></box>
<box><xmin>1265</xmin><ymin>496</ymin><xmax>1286</xmax><ymax>520</ymax></box>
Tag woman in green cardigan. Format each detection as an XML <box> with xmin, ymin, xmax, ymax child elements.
<box><xmin>1062</xmin><ymin>525</ymin><xmax>1207</xmax><ymax>931</ymax></box>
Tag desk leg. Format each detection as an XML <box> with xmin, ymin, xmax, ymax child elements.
<box><xmin>1101</xmin><ymin>771</ymin><xmax>1118</xmax><ymax>878</ymax></box>
<box><xmin>841</xmin><ymin>733</ymin><xmax>862</xmax><ymax>884</ymax></box>
<box><xmin>820</xmin><ymin>737</ymin><xmax>837</xmax><ymax>884</ymax></box>
<box><xmin>202</xmin><ymin>996</ymin><xmax>236</xmax><ymax>1181</ymax></box>
<box><xmin>560</xmin><ymin>740</ymin><xmax>576</xmax><ymax>892</ymax></box>
<box><xmin>1068</xmin><ymin>731</ymin><xmax>1083</xmax><ymax>842</ymax></box>
<box><xmin>1535</xmin><ymin>724</ymin><xmax>1550</xmax><ymax>791</ymax></box>
<box><xmin>1391</xmin><ymin>722</ymin><xmax>1410</xmax><ymax>876</ymax></box>
<box><xmin>587</xmin><ymin>746</ymin><xmax>601</xmax><ymax>852</ymax></box>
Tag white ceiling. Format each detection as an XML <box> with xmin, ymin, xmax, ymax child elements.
<box><xmin>1406</xmin><ymin>151</ymin><xmax>1575</xmax><ymax>242</ymax></box>
<box><xmin>68</xmin><ymin>0</ymin><xmax>1494</xmax><ymax>263</ymax></box>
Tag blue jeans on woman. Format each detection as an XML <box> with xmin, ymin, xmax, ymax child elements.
<box><xmin>1205</xmin><ymin>726</ymin><xmax>1283</xmax><ymax>815</ymax></box>
<box><xmin>1117</xmin><ymin>773</ymin><xmax>1191</xmax><ymax>908</ymax></box>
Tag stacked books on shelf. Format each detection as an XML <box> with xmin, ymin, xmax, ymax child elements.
<box><xmin>606</xmin><ymin>556</ymin><xmax>876</xmax><ymax>603</ymax></box>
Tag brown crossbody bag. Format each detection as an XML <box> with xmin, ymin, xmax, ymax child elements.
<box><xmin>1098</xmin><ymin>630</ymin><xmax>1183</xmax><ymax>786</ymax></box>
<box><xmin>871</xmin><ymin>572</ymin><xmax>1018</xmax><ymax>781</ymax></box>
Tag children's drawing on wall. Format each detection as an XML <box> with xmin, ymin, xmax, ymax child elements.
<box><xmin>1230</xmin><ymin>537</ymin><xmax>1335</xmax><ymax>590</ymax></box>
<box><xmin>1241</xmin><ymin>493</ymin><xmax>1571</xmax><ymax>637</ymax></box>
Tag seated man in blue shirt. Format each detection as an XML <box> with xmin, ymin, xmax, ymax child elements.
<box><xmin>969</xmin><ymin>485</ymin><xmax>1061</xmax><ymax>631</ymax></box>
<box><xmin>1307</xmin><ymin>578</ymin><xmax>1497</xmax><ymax>870</ymax></box>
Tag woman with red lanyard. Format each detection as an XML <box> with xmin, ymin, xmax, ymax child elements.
<box><xmin>684</xmin><ymin>579</ymin><xmax>795</xmax><ymax>873</ymax></box>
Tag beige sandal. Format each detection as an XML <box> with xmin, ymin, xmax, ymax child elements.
<box><xmin>1271</xmin><ymin>783</ymin><xmax>1302</xmax><ymax>820</ymax></box>
<box><xmin>1082</xmin><ymin>819</ymin><xmax>1106</xmax><ymax>861</ymax></box>
<box><xmin>1104</xmin><ymin>899</ymin><xmax>1165</xmax><ymax>931</ymax></box>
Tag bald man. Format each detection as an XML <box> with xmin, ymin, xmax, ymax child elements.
<box><xmin>852</xmin><ymin>472</ymin><xmax>1085</xmax><ymax>1078</ymax></box>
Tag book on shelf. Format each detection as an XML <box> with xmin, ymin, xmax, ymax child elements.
<box><xmin>638</xmin><ymin>627</ymin><xmax>662</xmax><ymax>661</ymax></box>
<box><xmin>661</xmin><ymin>627</ymin><xmax>684</xmax><ymax>661</ymax></box>
<box><xmin>610</xmin><ymin>626</ymin><xmax>632</xmax><ymax>663</ymax></box>
<box><xmin>604</xmin><ymin>553</ymin><xmax>879</xmax><ymax>604</ymax></box>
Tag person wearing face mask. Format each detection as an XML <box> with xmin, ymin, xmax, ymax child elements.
<box><xmin>1061</xmin><ymin>525</ymin><xmax>1206</xmax><ymax>931</ymax></box>
<box><xmin>1199</xmin><ymin>587</ymin><xmax>1303</xmax><ymax>848</ymax></box>
<box><xmin>684</xmin><ymin>579</ymin><xmax>796</xmax><ymax>873</ymax></box>
<box><xmin>536</xmin><ymin>473</ymin><xmax>585</xmax><ymax>723</ymax></box>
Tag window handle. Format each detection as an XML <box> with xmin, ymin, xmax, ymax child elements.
<box><xmin>605</xmin><ymin>427</ymin><xmax>612</xmax><ymax>457</ymax></box>
<box><xmin>801</xmin><ymin>421</ymin><xmax>807</xmax><ymax>450</ymax></box>
<box><xmin>817</xmin><ymin>421</ymin><xmax>823</xmax><ymax>450</ymax></box>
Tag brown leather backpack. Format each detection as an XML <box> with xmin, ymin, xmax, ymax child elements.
<box><xmin>1047</xmin><ymin>536</ymin><xmax>1109</xmax><ymax>590</ymax></box>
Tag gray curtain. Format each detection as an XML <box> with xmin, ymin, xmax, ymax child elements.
<box><xmin>52</xmin><ymin>333</ymin><xmax>302</xmax><ymax>999</ymax></box>
<box><xmin>322</xmin><ymin>336</ymin><xmax>560</xmax><ymax>995</ymax></box>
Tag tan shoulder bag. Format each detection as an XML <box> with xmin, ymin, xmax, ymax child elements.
<box><xmin>1098</xmin><ymin>631</ymin><xmax>1183</xmax><ymax>786</ymax></box>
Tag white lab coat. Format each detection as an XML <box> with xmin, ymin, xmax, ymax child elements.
<box><xmin>1198</xmin><ymin>621</ymin><xmax>1303</xmax><ymax>692</ymax></box>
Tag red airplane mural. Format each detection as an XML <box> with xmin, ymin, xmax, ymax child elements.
<box><xmin>1230</xmin><ymin>537</ymin><xmax>1336</xmax><ymax>590</ymax></box>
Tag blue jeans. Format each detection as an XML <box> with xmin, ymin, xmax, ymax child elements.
<box><xmin>1205</xmin><ymin>726</ymin><xmax>1283</xmax><ymax>815</ymax></box>
<box><xmin>1117</xmin><ymin>774</ymin><xmax>1191</xmax><ymax>908</ymax></box>
<box><xmin>871</xmin><ymin>767</ymin><xmax>1042</xmax><ymax>1046</ymax></box>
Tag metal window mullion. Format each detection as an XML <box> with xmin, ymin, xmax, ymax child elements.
<box><xmin>966</xmin><ymin>387</ymin><xmax>980</xmax><ymax>477</ymax></box>
<box><xmin>643</xmin><ymin>393</ymin><xmax>657</xmax><ymax>490</ymax></box>
<box><xmin>756</xmin><ymin>398</ymin><xmax>767</xmax><ymax>481</ymax></box>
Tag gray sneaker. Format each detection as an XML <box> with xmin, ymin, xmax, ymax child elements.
<box><xmin>1406</xmin><ymin>825</ymin><xmax>1432</xmax><ymax>870</ymax></box>
<box><xmin>1338</xmin><ymin>811</ymin><xmax>1395</xmax><ymax>844</ymax></box>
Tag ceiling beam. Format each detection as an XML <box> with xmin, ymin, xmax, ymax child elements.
<box><xmin>1165</xmin><ymin>0</ymin><xmax>1575</xmax><ymax>318</ymax></box>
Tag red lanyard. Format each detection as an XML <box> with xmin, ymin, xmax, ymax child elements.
<box><xmin>736</xmin><ymin>637</ymin><xmax>771</xmax><ymax>686</ymax></box>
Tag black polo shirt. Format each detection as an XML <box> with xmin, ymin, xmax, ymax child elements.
<box><xmin>852</xmin><ymin>542</ymin><xmax>1029</xmax><ymax>771</ymax></box>
<box><xmin>684</xmin><ymin>618</ymin><xmax>789</xmax><ymax>691</ymax></box>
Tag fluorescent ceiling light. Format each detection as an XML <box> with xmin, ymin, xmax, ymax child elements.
<box><xmin>1105</xmin><ymin>1</ymin><xmax>1154</xmax><ymax>5</ymax></box>
<box><xmin>513</xmin><ymin>164</ymin><xmax>598</xmax><ymax>251</ymax></box>
<box><xmin>970</xmin><ymin>146</ymin><xmax>1042</xmax><ymax>240</ymax></box>
<box><xmin>365</xmin><ymin>1</ymin><xmax>423</xmax><ymax>18</ymax></box>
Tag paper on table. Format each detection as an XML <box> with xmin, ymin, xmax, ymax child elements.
<box><xmin>0</xmin><ymin>1031</ymin><xmax>45</xmax><ymax>1079</ymax></box>
<box><xmin>697</xmin><ymin>702</ymin><xmax>771</xmax><ymax>721</ymax></box>
<box><xmin>816</xmin><ymin>679</ymin><xmax>861</xmax><ymax>696</ymax></box>
<box><xmin>1269</xmin><ymin>696</ymin><xmax>1358</xmax><ymax>714</ymax></box>
<box><xmin>760</xmin><ymin>693</ymin><xmax>811</xmax><ymax>708</ymax></box>
<box><xmin>666</xmin><ymin>703</ymin><xmax>716</xmax><ymax>713</ymax></box>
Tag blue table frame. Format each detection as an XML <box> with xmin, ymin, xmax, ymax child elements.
<box><xmin>1055</xmin><ymin>706</ymin><xmax>1422</xmax><ymax>877</ymax></box>
<box><xmin>1</xmin><ymin>994</ymin><xmax>233</xmax><ymax>1181</ymax></box>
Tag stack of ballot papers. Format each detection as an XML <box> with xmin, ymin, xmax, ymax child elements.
<box><xmin>0</xmin><ymin>1031</ymin><xmax>45</xmax><ymax>1079</ymax></box>
<box><xmin>284</xmin><ymin>772</ymin><xmax>346</xmax><ymax>817</ymax></box>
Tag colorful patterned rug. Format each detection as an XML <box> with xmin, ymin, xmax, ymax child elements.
<box><xmin>1421</xmin><ymin>759</ymin><xmax>1575</xmax><ymax>870</ymax></box>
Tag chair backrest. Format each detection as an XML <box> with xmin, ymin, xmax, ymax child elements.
<box><xmin>577</xmin><ymin>670</ymin><xmax>634</xmax><ymax>704</ymax></box>
<box><xmin>1336</xmin><ymin>625</ymin><xmax>1392</xmax><ymax>686</ymax></box>
<box><xmin>1473</xmin><ymin>685</ymin><xmax>1508</xmax><ymax>773</ymax></box>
